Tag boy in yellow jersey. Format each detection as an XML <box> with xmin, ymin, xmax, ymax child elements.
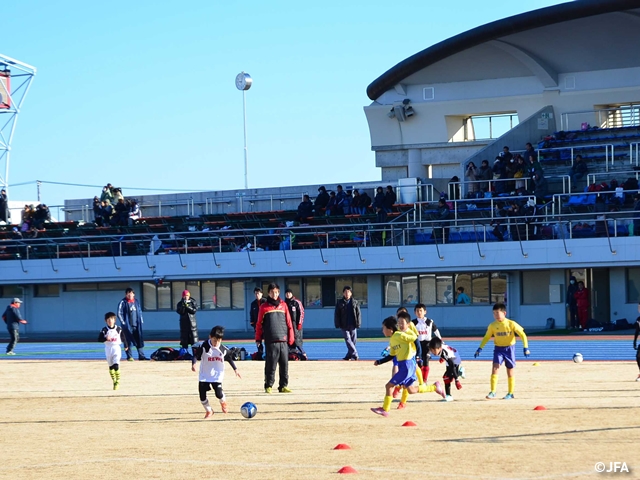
<box><xmin>371</xmin><ymin>316</ymin><xmax>445</xmax><ymax>417</ymax></box>
<box><xmin>390</xmin><ymin>308</ymin><xmax>424</xmax><ymax>398</ymax></box>
<box><xmin>474</xmin><ymin>303</ymin><xmax>531</xmax><ymax>400</ymax></box>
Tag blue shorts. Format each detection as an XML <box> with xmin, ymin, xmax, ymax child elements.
<box><xmin>493</xmin><ymin>345</ymin><xmax>516</xmax><ymax>369</ymax></box>
<box><xmin>390</xmin><ymin>359</ymin><xmax>417</xmax><ymax>387</ymax></box>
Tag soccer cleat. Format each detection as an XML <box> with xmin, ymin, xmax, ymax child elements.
<box><xmin>503</xmin><ymin>393</ymin><xmax>514</xmax><ymax>400</ymax></box>
<box><xmin>434</xmin><ymin>381</ymin><xmax>446</xmax><ymax>399</ymax></box>
<box><xmin>264</xmin><ymin>387</ymin><xmax>272</xmax><ymax>394</ymax></box>
<box><xmin>636</xmin><ymin>375</ymin><xmax>640</xmax><ymax>382</ymax></box>
<box><xmin>138</xmin><ymin>356</ymin><xmax>149</xmax><ymax>361</ymax></box>
<box><xmin>397</xmin><ymin>402</ymin><xmax>406</xmax><ymax>410</ymax></box>
<box><xmin>203</xmin><ymin>410</ymin><xmax>213</xmax><ymax>419</ymax></box>
<box><xmin>6</xmin><ymin>351</ymin><xmax>15</xmax><ymax>355</ymax></box>
<box><xmin>459</xmin><ymin>366</ymin><xmax>466</xmax><ymax>379</ymax></box>
<box><xmin>455</xmin><ymin>380</ymin><xmax>462</xmax><ymax>390</ymax></box>
<box><xmin>127</xmin><ymin>357</ymin><xmax>134</xmax><ymax>362</ymax></box>
<box><xmin>113</xmin><ymin>381</ymin><xmax>119</xmax><ymax>391</ymax></box>
<box><xmin>486</xmin><ymin>392</ymin><xmax>496</xmax><ymax>399</ymax></box>
<box><xmin>442</xmin><ymin>395</ymin><xmax>454</xmax><ymax>402</ymax></box>
<box><xmin>220</xmin><ymin>402</ymin><xmax>228</xmax><ymax>413</ymax></box>
<box><xmin>278</xmin><ymin>387</ymin><xmax>292</xmax><ymax>393</ymax></box>
<box><xmin>392</xmin><ymin>386</ymin><xmax>402</xmax><ymax>399</ymax></box>
<box><xmin>370</xmin><ymin>407</ymin><xmax>389</xmax><ymax>417</ymax></box>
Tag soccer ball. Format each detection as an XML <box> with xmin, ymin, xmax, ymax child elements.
<box><xmin>573</xmin><ymin>353</ymin><xmax>583</xmax><ymax>363</ymax></box>
<box><xmin>240</xmin><ymin>401</ymin><xmax>257</xmax><ymax>419</ymax></box>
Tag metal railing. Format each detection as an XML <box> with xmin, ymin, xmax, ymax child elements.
<box><xmin>560</xmin><ymin>105</ymin><xmax>640</xmax><ymax>131</ymax></box>
<box><xmin>536</xmin><ymin>144</ymin><xmax>615</xmax><ymax>170</ymax></box>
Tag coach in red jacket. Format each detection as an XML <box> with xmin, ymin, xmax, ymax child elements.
<box><xmin>256</xmin><ymin>283</ymin><xmax>295</xmax><ymax>393</ymax></box>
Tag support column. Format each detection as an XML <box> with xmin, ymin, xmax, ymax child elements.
<box><xmin>407</xmin><ymin>149</ymin><xmax>424</xmax><ymax>179</ymax></box>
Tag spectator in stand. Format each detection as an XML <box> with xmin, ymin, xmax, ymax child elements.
<box><xmin>384</xmin><ymin>185</ymin><xmax>396</xmax><ymax>212</ymax></box>
<box><xmin>113</xmin><ymin>198</ymin><xmax>129</xmax><ymax>226</ymax></box>
<box><xmin>314</xmin><ymin>186</ymin><xmax>330</xmax><ymax>216</ymax></box>
<box><xmin>532</xmin><ymin>172</ymin><xmax>548</xmax><ymax>204</ymax></box>
<box><xmin>570</xmin><ymin>155</ymin><xmax>588</xmax><ymax>190</ymax></box>
<box><xmin>527</xmin><ymin>153</ymin><xmax>544</xmax><ymax>179</ymax></box>
<box><xmin>325</xmin><ymin>191</ymin><xmax>339</xmax><ymax>216</ymax></box>
<box><xmin>434</xmin><ymin>198</ymin><xmax>451</xmax><ymax>242</ymax></box>
<box><xmin>449</xmin><ymin>176</ymin><xmax>461</xmax><ymax>200</ymax></box>
<box><xmin>113</xmin><ymin>187</ymin><xmax>125</xmax><ymax>204</ymax></box>
<box><xmin>335</xmin><ymin>185</ymin><xmax>346</xmax><ymax>215</ymax></box>
<box><xmin>492</xmin><ymin>157</ymin><xmax>506</xmax><ymax>194</ymax></box>
<box><xmin>477</xmin><ymin>159</ymin><xmax>492</xmax><ymax>193</ymax></box>
<box><xmin>101</xmin><ymin>200</ymin><xmax>113</xmax><ymax>225</ymax></box>
<box><xmin>373</xmin><ymin>187</ymin><xmax>387</xmax><ymax>223</ymax></box>
<box><xmin>0</xmin><ymin>188</ymin><xmax>8</xmax><ymax>223</ymax></box>
<box><xmin>524</xmin><ymin>142</ymin><xmax>536</xmax><ymax>162</ymax></box>
<box><xmin>93</xmin><ymin>197</ymin><xmax>104</xmax><ymax>226</ymax></box>
<box><xmin>504</xmin><ymin>157</ymin><xmax>517</xmax><ymax>193</ymax></box>
<box><xmin>128</xmin><ymin>199</ymin><xmax>141</xmax><ymax>225</ymax></box>
<box><xmin>100</xmin><ymin>184</ymin><xmax>114</xmax><ymax>205</ymax></box>
<box><xmin>21</xmin><ymin>204</ymin><xmax>34</xmax><ymax>232</ymax></box>
<box><xmin>513</xmin><ymin>155</ymin><xmax>526</xmax><ymax>192</ymax></box>
<box><xmin>33</xmin><ymin>204</ymin><xmax>51</xmax><ymax>229</ymax></box>
<box><xmin>351</xmin><ymin>189</ymin><xmax>362</xmax><ymax>214</ymax></box>
<box><xmin>501</xmin><ymin>146</ymin><xmax>514</xmax><ymax>163</ymax></box>
<box><xmin>296</xmin><ymin>194</ymin><xmax>313</xmax><ymax>222</ymax></box>
<box><xmin>360</xmin><ymin>190</ymin><xmax>372</xmax><ymax>214</ymax></box>
<box><xmin>465</xmin><ymin>162</ymin><xmax>479</xmax><ymax>197</ymax></box>
<box><xmin>342</xmin><ymin>189</ymin><xmax>353</xmax><ymax>215</ymax></box>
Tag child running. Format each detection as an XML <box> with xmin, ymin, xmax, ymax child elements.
<box><xmin>474</xmin><ymin>303</ymin><xmax>530</xmax><ymax>400</ymax></box>
<box><xmin>371</xmin><ymin>316</ymin><xmax>445</xmax><ymax>417</ymax></box>
<box><xmin>98</xmin><ymin>312</ymin><xmax>129</xmax><ymax>390</ymax></box>
<box><xmin>391</xmin><ymin>308</ymin><xmax>424</xmax><ymax>398</ymax></box>
<box><xmin>428</xmin><ymin>337</ymin><xmax>463</xmax><ymax>402</ymax></box>
<box><xmin>192</xmin><ymin>325</ymin><xmax>241</xmax><ymax>419</ymax></box>
<box><xmin>412</xmin><ymin>303</ymin><xmax>441</xmax><ymax>382</ymax></box>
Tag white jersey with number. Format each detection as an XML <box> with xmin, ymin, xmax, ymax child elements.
<box><xmin>196</xmin><ymin>341</ymin><xmax>230</xmax><ymax>383</ymax></box>
<box><xmin>414</xmin><ymin>317</ymin><xmax>441</xmax><ymax>342</ymax></box>
<box><xmin>99</xmin><ymin>325</ymin><xmax>126</xmax><ymax>367</ymax></box>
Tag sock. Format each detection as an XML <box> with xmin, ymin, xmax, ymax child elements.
<box><xmin>423</xmin><ymin>366</ymin><xmax>430</xmax><ymax>382</ymax></box>
<box><xmin>219</xmin><ymin>394</ymin><xmax>226</xmax><ymax>404</ymax></box>
<box><xmin>415</xmin><ymin>366</ymin><xmax>424</xmax><ymax>385</ymax></box>
<box><xmin>508</xmin><ymin>376</ymin><xmax>515</xmax><ymax>394</ymax></box>
<box><xmin>490</xmin><ymin>374</ymin><xmax>498</xmax><ymax>393</ymax></box>
<box><xmin>109</xmin><ymin>369</ymin><xmax>116</xmax><ymax>382</ymax></box>
<box><xmin>444</xmin><ymin>378</ymin><xmax>451</xmax><ymax>396</ymax></box>
<box><xmin>201</xmin><ymin>399</ymin><xmax>212</xmax><ymax>412</ymax></box>
<box><xmin>400</xmin><ymin>388</ymin><xmax>409</xmax><ymax>405</ymax></box>
<box><xmin>382</xmin><ymin>395</ymin><xmax>392</xmax><ymax>412</ymax></box>
<box><xmin>418</xmin><ymin>384</ymin><xmax>434</xmax><ymax>393</ymax></box>
<box><xmin>114</xmin><ymin>370</ymin><xmax>120</xmax><ymax>383</ymax></box>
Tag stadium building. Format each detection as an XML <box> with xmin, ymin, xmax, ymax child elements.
<box><xmin>2</xmin><ymin>0</ymin><xmax>640</xmax><ymax>339</ymax></box>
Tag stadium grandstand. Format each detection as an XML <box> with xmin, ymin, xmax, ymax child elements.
<box><xmin>1</xmin><ymin>0</ymin><xmax>639</xmax><ymax>340</ymax></box>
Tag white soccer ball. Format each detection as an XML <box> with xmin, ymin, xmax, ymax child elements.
<box><xmin>573</xmin><ymin>353</ymin><xmax>583</xmax><ymax>363</ymax></box>
<box><xmin>240</xmin><ymin>401</ymin><xmax>257</xmax><ymax>419</ymax></box>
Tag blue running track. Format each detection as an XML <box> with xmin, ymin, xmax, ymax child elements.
<box><xmin>0</xmin><ymin>337</ymin><xmax>636</xmax><ymax>361</ymax></box>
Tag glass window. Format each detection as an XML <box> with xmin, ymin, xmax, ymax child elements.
<box><xmin>522</xmin><ymin>270</ymin><xmax>550</xmax><ymax>304</ymax></box>
<box><xmin>157</xmin><ymin>284</ymin><xmax>172</xmax><ymax>310</ymax></box>
<box><xmin>35</xmin><ymin>284</ymin><xmax>59</xmax><ymax>297</ymax></box>
<box><xmin>172</xmin><ymin>281</ymin><xmax>201</xmax><ymax>308</ymax></box>
<box><xmin>202</xmin><ymin>281</ymin><xmax>216</xmax><ymax>310</ymax></box>
<box><xmin>304</xmin><ymin>278</ymin><xmax>322</xmax><ymax>308</ymax></box>
<box><xmin>402</xmin><ymin>276</ymin><xmax>418</xmax><ymax>306</ymax></box>
<box><xmin>65</xmin><ymin>283</ymin><xmax>98</xmax><ymax>292</ymax></box>
<box><xmin>471</xmin><ymin>273</ymin><xmax>490</xmax><ymax>304</ymax></box>
<box><xmin>384</xmin><ymin>275</ymin><xmax>401</xmax><ymax>306</ymax></box>
<box><xmin>285</xmin><ymin>278</ymin><xmax>302</xmax><ymax>300</ymax></box>
<box><xmin>454</xmin><ymin>273</ymin><xmax>471</xmax><ymax>304</ymax></box>
<box><xmin>352</xmin><ymin>276</ymin><xmax>368</xmax><ymax>307</ymax></box>
<box><xmin>436</xmin><ymin>275</ymin><xmax>453</xmax><ymax>304</ymax></box>
<box><xmin>419</xmin><ymin>275</ymin><xmax>436</xmax><ymax>306</ymax></box>
<box><xmin>1</xmin><ymin>285</ymin><xmax>23</xmax><ymax>298</ymax></box>
<box><xmin>626</xmin><ymin>268</ymin><xmax>640</xmax><ymax>303</ymax></box>
<box><xmin>216</xmin><ymin>280</ymin><xmax>231</xmax><ymax>309</ymax></box>
<box><xmin>232</xmin><ymin>280</ymin><xmax>244</xmax><ymax>309</ymax></box>
<box><xmin>491</xmin><ymin>273</ymin><xmax>508</xmax><ymax>304</ymax></box>
<box><xmin>142</xmin><ymin>282</ymin><xmax>157</xmax><ymax>310</ymax></box>
<box><xmin>98</xmin><ymin>282</ymin><xmax>133</xmax><ymax>291</ymax></box>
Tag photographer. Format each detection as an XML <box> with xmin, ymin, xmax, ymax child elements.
<box><xmin>465</xmin><ymin>162</ymin><xmax>479</xmax><ymax>197</ymax></box>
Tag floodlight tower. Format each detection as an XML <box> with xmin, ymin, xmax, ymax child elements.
<box><xmin>0</xmin><ymin>54</ymin><xmax>36</xmax><ymax>192</ymax></box>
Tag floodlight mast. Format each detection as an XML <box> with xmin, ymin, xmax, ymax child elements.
<box><xmin>0</xmin><ymin>53</ymin><xmax>36</xmax><ymax>194</ymax></box>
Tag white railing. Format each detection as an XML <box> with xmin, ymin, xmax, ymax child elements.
<box><xmin>560</xmin><ymin>105</ymin><xmax>640</xmax><ymax>131</ymax></box>
<box><xmin>537</xmin><ymin>144</ymin><xmax>614</xmax><ymax>170</ymax></box>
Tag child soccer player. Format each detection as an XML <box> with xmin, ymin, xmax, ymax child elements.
<box><xmin>371</xmin><ymin>316</ymin><xmax>445</xmax><ymax>417</ymax></box>
<box><xmin>428</xmin><ymin>337</ymin><xmax>463</xmax><ymax>402</ymax></box>
<box><xmin>412</xmin><ymin>303</ymin><xmax>442</xmax><ymax>382</ymax></box>
<box><xmin>391</xmin><ymin>308</ymin><xmax>424</xmax><ymax>398</ymax></box>
<box><xmin>98</xmin><ymin>312</ymin><xmax>129</xmax><ymax>390</ymax></box>
<box><xmin>474</xmin><ymin>303</ymin><xmax>530</xmax><ymax>400</ymax></box>
<box><xmin>191</xmin><ymin>325</ymin><xmax>242</xmax><ymax>419</ymax></box>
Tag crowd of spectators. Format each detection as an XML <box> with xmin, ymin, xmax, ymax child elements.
<box><xmin>93</xmin><ymin>184</ymin><xmax>141</xmax><ymax>227</ymax></box>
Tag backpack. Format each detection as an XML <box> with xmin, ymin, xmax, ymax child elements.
<box><xmin>150</xmin><ymin>347</ymin><xmax>180</xmax><ymax>361</ymax></box>
<box><xmin>227</xmin><ymin>347</ymin><xmax>247</xmax><ymax>361</ymax></box>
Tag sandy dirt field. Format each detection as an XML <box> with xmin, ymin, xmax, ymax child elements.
<box><xmin>1</xmin><ymin>358</ymin><xmax>639</xmax><ymax>480</ymax></box>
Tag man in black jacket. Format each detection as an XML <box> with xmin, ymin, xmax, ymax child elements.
<box><xmin>334</xmin><ymin>286</ymin><xmax>361</xmax><ymax>360</ymax></box>
<box><xmin>250</xmin><ymin>287</ymin><xmax>266</xmax><ymax>357</ymax></box>
<box><xmin>284</xmin><ymin>289</ymin><xmax>307</xmax><ymax>360</ymax></box>
<box><xmin>255</xmin><ymin>283</ymin><xmax>294</xmax><ymax>393</ymax></box>
<box><xmin>314</xmin><ymin>186</ymin><xmax>330</xmax><ymax>216</ymax></box>
<box><xmin>176</xmin><ymin>289</ymin><xmax>199</xmax><ymax>351</ymax></box>
<box><xmin>3</xmin><ymin>298</ymin><xmax>26</xmax><ymax>355</ymax></box>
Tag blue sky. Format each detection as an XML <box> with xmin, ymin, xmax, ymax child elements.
<box><xmin>3</xmin><ymin>0</ymin><xmax>566</xmax><ymax>210</ymax></box>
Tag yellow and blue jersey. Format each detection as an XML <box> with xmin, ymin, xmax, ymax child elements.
<box><xmin>388</xmin><ymin>329</ymin><xmax>418</xmax><ymax>361</ymax></box>
<box><xmin>479</xmin><ymin>319</ymin><xmax>528</xmax><ymax>349</ymax></box>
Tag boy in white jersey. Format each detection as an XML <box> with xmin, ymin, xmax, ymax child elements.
<box><xmin>428</xmin><ymin>337</ymin><xmax>463</xmax><ymax>402</ymax></box>
<box><xmin>192</xmin><ymin>326</ymin><xmax>241</xmax><ymax>419</ymax></box>
<box><xmin>97</xmin><ymin>312</ymin><xmax>129</xmax><ymax>390</ymax></box>
<box><xmin>412</xmin><ymin>303</ymin><xmax>441</xmax><ymax>382</ymax></box>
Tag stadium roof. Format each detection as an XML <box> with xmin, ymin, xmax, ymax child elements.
<box><xmin>366</xmin><ymin>0</ymin><xmax>640</xmax><ymax>101</ymax></box>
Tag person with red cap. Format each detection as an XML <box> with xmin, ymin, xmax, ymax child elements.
<box><xmin>177</xmin><ymin>289</ymin><xmax>199</xmax><ymax>352</ymax></box>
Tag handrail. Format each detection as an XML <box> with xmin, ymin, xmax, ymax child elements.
<box><xmin>560</xmin><ymin>105</ymin><xmax>640</xmax><ymax>131</ymax></box>
<box><xmin>587</xmin><ymin>170</ymin><xmax>640</xmax><ymax>187</ymax></box>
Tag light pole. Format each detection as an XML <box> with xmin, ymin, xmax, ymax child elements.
<box><xmin>235</xmin><ymin>72</ymin><xmax>253</xmax><ymax>190</ymax></box>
